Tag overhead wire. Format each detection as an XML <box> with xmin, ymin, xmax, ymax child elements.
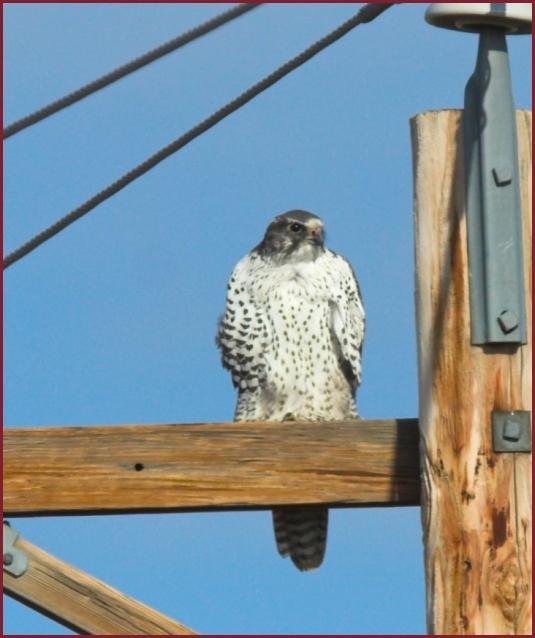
<box><xmin>3</xmin><ymin>3</ymin><xmax>260</xmax><ymax>139</ymax></box>
<box><xmin>3</xmin><ymin>3</ymin><xmax>395</xmax><ymax>271</ymax></box>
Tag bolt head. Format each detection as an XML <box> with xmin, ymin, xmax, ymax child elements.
<box><xmin>497</xmin><ymin>310</ymin><xmax>519</xmax><ymax>334</ymax></box>
<box><xmin>3</xmin><ymin>553</ymin><xmax>13</xmax><ymax>566</ymax></box>
<box><xmin>503</xmin><ymin>419</ymin><xmax>522</xmax><ymax>442</ymax></box>
<box><xmin>492</xmin><ymin>410</ymin><xmax>532</xmax><ymax>453</ymax></box>
<box><xmin>492</xmin><ymin>166</ymin><xmax>513</xmax><ymax>186</ymax></box>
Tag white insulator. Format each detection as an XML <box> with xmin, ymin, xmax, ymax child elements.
<box><xmin>425</xmin><ymin>3</ymin><xmax>532</xmax><ymax>34</ymax></box>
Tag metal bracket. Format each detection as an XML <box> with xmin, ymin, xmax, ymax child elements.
<box><xmin>463</xmin><ymin>27</ymin><xmax>527</xmax><ymax>345</ymax></box>
<box><xmin>492</xmin><ymin>410</ymin><xmax>531</xmax><ymax>453</ymax></box>
<box><xmin>3</xmin><ymin>522</ymin><xmax>29</xmax><ymax>577</ymax></box>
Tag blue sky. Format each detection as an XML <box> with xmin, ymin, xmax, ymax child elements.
<box><xmin>3</xmin><ymin>2</ymin><xmax>532</xmax><ymax>635</ymax></box>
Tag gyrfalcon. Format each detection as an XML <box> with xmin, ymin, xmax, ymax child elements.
<box><xmin>217</xmin><ymin>210</ymin><xmax>365</xmax><ymax>570</ymax></box>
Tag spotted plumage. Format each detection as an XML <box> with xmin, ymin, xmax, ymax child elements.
<box><xmin>216</xmin><ymin>210</ymin><xmax>365</xmax><ymax>570</ymax></box>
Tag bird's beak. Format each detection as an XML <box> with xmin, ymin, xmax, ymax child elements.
<box><xmin>307</xmin><ymin>223</ymin><xmax>324</xmax><ymax>244</ymax></box>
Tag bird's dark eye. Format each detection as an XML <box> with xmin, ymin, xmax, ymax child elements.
<box><xmin>290</xmin><ymin>223</ymin><xmax>303</xmax><ymax>233</ymax></box>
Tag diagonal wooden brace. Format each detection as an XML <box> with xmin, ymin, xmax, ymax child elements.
<box><xmin>3</xmin><ymin>525</ymin><xmax>196</xmax><ymax>635</ymax></box>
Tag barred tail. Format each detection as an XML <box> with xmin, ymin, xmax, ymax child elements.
<box><xmin>272</xmin><ymin>506</ymin><xmax>328</xmax><ymax>571</ymax></box>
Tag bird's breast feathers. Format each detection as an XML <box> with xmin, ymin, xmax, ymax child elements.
<box><xmin>219</xmin><ymin>245</ymin><xmax>364</xmax><ymax>420</ymax></box>
<box><xmin>240</xmin><ymin>249</ymin><xmax>350</xmax><ymax>302</ymax></box>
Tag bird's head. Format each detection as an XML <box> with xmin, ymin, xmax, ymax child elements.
<box><xmin>255</xmin><ymin>210</ymin><xmax>325</xmax><ymax>263</ymax></box>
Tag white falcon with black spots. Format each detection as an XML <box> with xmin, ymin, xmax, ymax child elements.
<box><xmin>216</xmin><ymin>210</ymin><xmax>365</xmax><ymax>571</ymax></box>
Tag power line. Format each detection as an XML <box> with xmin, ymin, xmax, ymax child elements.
<box><xmin>3</xmin><ymin>3</ymin><xmax>260</xmax><ymax>139</ymax></box>
<box><xmin>3</xmin><ymin>3</ymin><xmax>395</xmax><ymax>271</ymax></box>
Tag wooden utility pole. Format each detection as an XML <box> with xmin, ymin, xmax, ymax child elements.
<box><xmin>411</xmin><ymin>110</ymin><xmax>531</xmax><ymax>634</ymax></box>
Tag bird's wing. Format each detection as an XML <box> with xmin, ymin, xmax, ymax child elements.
<box><xmin>216</xmin><ymin>254</ymin><xmax>268</xmax><ymax>391</ymax></box>
<box><xmin>328</xmin><ymin>252</ymin><xmax>365</xmax><ymax>391</ymax></box>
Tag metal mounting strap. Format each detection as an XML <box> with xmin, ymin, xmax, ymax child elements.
<box><xmin>3</xmin><ymin>523</ymin><xmax>29</xmax><ymax>577</ymax></box>
<box><xmin>463</xmin><ymin>27</ymin><xmax>527</xmax><ymax>345</ymax></box>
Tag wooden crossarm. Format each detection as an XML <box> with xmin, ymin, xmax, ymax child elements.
<box><xmin>3</xmin><ymin>419</ymin><xmax>420</xmax><ymax>516</ymax></box>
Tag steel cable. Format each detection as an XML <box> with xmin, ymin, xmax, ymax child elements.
<box><xmin>3</xmin><ymin>3</ymin><xmax>260</xmax><ymax>139</ymax></box>
<box><xmin>3</xmin><ymin>3</ymin><xmax>395</xmax><ymax>270</ymax></box>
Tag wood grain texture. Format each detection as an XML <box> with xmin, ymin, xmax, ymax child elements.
<box><xmin>3</xmin><ymin>530</ymin><xmax>196</xmax><ymax>635</ymax></box>
<box><xmin>412</xmin><ymin>110</ymin><xmax>531</xmax><ymax>634</ymax></box>
<box><xmin>3</xmin><ymin>419</ymin><xmax>419</xmax><ymax>515</ymax></box>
